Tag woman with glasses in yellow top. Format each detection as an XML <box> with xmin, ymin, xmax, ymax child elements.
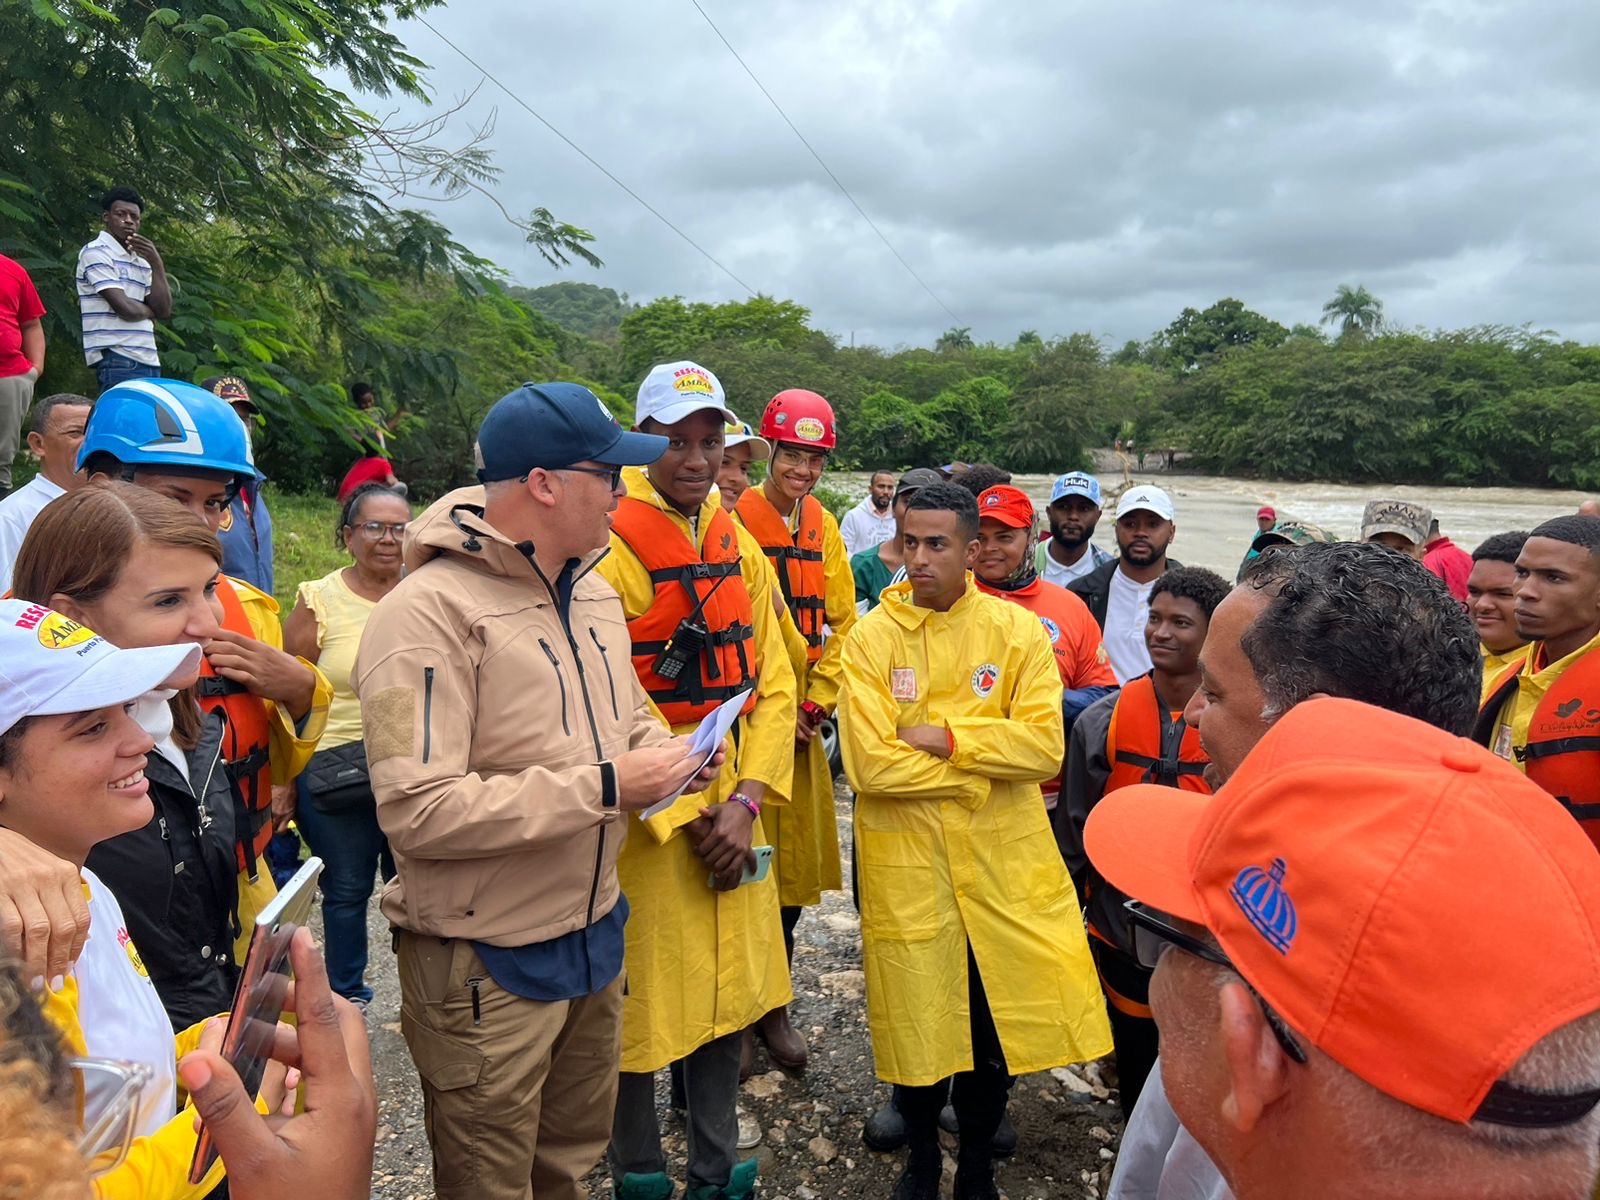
<box><xmin>282</xmin><ymin>483</ymin><xmax>411</xmax><ymax>1007</ymax></box>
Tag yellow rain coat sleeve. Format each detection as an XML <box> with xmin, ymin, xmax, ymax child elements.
<box><xmin>232</xmin><ymin>576</ymin><xmax>332</xmax><ymax>785</ymax></box>
<box><xmin>598</xmin><ymin>473</ymin><xmax>796</xmax><ymax>1070</ymax></box>
<box><xmin>38</xmin><ymin>981</ymin><xmax>228</xmax><ymax>1200</ymax></box>
<box><xmin>841</xmin><ymin>579</ymin><xmax>1112</xmax><ymax>1087</ymax></box>
<box><xmin>804</xmin><ymin>509</ymin><xmax>857</xmax><ymax>713</ymax></box>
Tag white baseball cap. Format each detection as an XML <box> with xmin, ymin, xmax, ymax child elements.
<box><xmin>1115</xmin><ymin>485</ymin><xmax>1175</xmax><ymax>521</ymax></box>
<box><xmin>0</xmin><ymin>599</ymin><xmax>202</xmax><ymax>736</ymax></box>
<box><xmin>636</xmin><ymin>360</ymin><xmax>738</xmax><ymax>429</ymax></box>
<box><xmin>723</xmin><ymin>416</ymin><xmax>771</xmax><ymax>461</ymax></box>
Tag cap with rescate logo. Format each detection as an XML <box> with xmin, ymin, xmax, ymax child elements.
<box><xmin>636</xmin><ymin>360</ymin><xmax>738</xmax><ymax>429</ymax></box>
<box><xmin>1084</xmin><ymin>697</ymin><xmax>1600</xmax><ymax>1128</ymax></box>
<box><xmin>0</xmin><ymin>599</ymin><xmax>202</xmax><ymax>736</ymax></box>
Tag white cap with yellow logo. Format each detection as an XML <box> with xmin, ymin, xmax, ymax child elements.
<box><xmin>636</xmin><ymin>360</ymin><xmax>739</xmax><ymax>428</ymax></box>
<box><xmin>0</xmin><ymin>600</ymin><xmax>202</xmax><ymax>735</ymax></box>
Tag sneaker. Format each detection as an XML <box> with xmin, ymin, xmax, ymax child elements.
<box><xmin>616</xmin><ymin>1171</ymin><xmax>675</xmax><ymax>1200</ymax></box>
<box><xmin>736</xmin><ymin>1106</ymin><xmax>762</xmax><ymax>1150</ymax></box>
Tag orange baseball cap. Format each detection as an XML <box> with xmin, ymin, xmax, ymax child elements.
<box><xmin>976</xmin><ymin>485</ymin><xmax>1034</xmax><ymax>530</ymax></box>
<box><xmin>1084</xmin><ymin>696</ymin><xmax>1600</xmax><ymax>1126</ymax></box>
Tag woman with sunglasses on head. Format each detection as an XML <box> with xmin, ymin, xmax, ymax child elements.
<box><xmin>0</xmin><ymin>593</ymin><xmax>236</xmax><ymax>1197</ymax></box>
<box><xmin>281</xmin><ymin>483</ymin><xmax>410</xmax><ymax>1007</ymax></box>
<box><xmin>12</xmin><ymin>484</ymin><xmax>243</xmax><ymax>1035</ymax></box>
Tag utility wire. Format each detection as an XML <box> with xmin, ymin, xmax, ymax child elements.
<box><xmin>688</xmin><ymin>0</ymin><xmax>963</xmax><ymax>326</ymax></box>
<box><xmin>413</xmin><ymin>15</ymin><xmax>757</xmax><ymax>296</ymax></box>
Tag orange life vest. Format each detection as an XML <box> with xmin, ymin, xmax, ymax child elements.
<box><xmin>199</xmin><ymin>576</ymin><xmax>275</xmax><ymax>880</ymax></box>
<box><xmin>1105</xmin><ymin>674</ymin><xmax>1212</xmax><ymax>795</ymax></box>
<box><xmin>736</xmin><ymin>489</ymin><xmax>828</xmax><ymax>662</ymax></box>
<box><xmin>1476</xmin><ymin>650</ymin><xmax>1600</xmax><ymax>852</ymax></box>
<box><xmin>611</xmin><ymin>499</ymin><xmax>760</xmax><ymax>725</ymax></box>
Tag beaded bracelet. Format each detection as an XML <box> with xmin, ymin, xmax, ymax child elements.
<box><xmin>729</xmin><ymin>791</ymin><xmax>761</xmax><ymax>819</ymax></box>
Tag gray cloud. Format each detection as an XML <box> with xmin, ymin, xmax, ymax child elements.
<box><xmin>375</xmin><ymin>0</ymin><xmax>1600</xmax><ymax>349</ymax></box>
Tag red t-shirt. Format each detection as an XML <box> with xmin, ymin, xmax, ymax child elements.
<box><xmin>337</xmin><ymin>455</ymin><xmax>395</xmax><ymax>502</ymax></box>
<box><xmin>0</xmin><ymin>254</ymin><xmax>45</xmax><ymax>379</ymax></box>
<box><xmin>1424</xmin><ymin>536</ymin><xmax>1472</xmax><ymax>603</ymax></box>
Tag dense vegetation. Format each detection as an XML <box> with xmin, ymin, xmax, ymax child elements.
<box><xmin>7</xmin><ymin>3</ymin><xmax>1597</xmax><ymax>500</ymax></box>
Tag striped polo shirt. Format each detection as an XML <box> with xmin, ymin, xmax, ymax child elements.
<box><xmin>75</xmin><ymin>231</ymin><xmax>159</xmax><ymax>366</ymax></box>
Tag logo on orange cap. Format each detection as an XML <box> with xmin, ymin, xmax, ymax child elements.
<box><xmin>975</xmin><ymin>485</ymin><xmax>1034</xmax><ymax>529</ymax></box>
<box><xmin>1230</xmin><ymin>859</ymin><xmax>1297</xmax><ymax>955</ymax></box>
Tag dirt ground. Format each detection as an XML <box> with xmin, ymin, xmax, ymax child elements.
<box><xmin>359</xmin><ymin>776</ymin><xmax>1125</xmax><ymax>1199</ymax></box>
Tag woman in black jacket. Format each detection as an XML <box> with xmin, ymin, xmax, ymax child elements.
<box><xmin>13</xmin><ymin>482</ymin><xmax>244</xmax><ymax>1029</ymax></box>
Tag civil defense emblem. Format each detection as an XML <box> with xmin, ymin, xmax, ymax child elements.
<box><xmin>970</xmin><ymin>662</ymin><xmax>999</xmax><ymax>698</ymax></box>
<box><xmin>1039</xmin><ymin>616</ymin><xmax>1060</xmax><ymax>643</ymax></box>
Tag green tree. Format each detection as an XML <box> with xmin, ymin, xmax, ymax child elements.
<box><xmin>935</xmin><ymin>326</ymin><xmax>975</xmax><ymax>353</ymax></box>
<box><xmin>1321</xmin><ymin>284</ymin><xmax>1384</xmax><ymax>340</ymax></box>
<box><xmin>1150</xmin><ymin>298</ymin><xmax>1290</xmax><ymax>371</ymax></box>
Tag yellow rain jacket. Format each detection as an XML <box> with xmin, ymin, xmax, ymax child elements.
<box><xmin>598</xmin><ymin>469</ymin><xmax>797</xmax><ymax>1072</ymax></box>
<box><xmin>732</xmin><ymin>489</ymin><xmax>855</xmax><ymax>906</ymax></box>
<box><xmin>840</xmin><ymin>577</ymin><xmax>1113</xmax><ymax>1086</ymax></box>
<box><xmin>231</xmin><ymin>577</ymin><xmax>333</xmax><ymax>957</ymax></box>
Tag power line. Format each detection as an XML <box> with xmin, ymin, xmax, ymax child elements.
<box><xmin>413</xmin><ymin>15</ymin><xmax>757</xmax><ymax>296</ymax></box>
<box><xmin>688</xmin><ymin>0</ymin><xmax>963</xmax><ymax>327</ymax></box>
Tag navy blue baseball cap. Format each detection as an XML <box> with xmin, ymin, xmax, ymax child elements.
<box><xmin>475</xmin><ymin>382</ymin><xmax>667</xmax><ymax>482</ymax></box>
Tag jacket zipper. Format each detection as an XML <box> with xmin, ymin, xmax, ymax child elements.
<box><xmin>539</xmin><ymin>640</ymin><xmax>572</xmax><ymax>736</ymax></box>
<box><xmin>422</xmin><ymin>666</ymin><xmax>435</xmax><ymax>764</ymax></box>
<box><xmin>590</xmin><ymin>626</ymin><xmax>620</xmax><ymax>721</ymax></box>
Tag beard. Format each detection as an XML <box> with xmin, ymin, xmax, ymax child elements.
<box><xmin>1121</xmin><ymin>540</ymin><xmax>1166</xmax><ymax>567</ymax></box>
<box><xmin>872</xmin><ymin>495</ymin><xmax>891</xmax><ymax>511</ymax></box>
<box><xmin>1050</xmin><ymin>520</ymin><xmax>1092</xmax><ymax>550</ymax></box>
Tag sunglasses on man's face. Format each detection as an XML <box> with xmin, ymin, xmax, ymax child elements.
<box><xmin>1124</xmin><ymin>900</ymin><xmax>1309</xmax><ymax>1066</ymax></box>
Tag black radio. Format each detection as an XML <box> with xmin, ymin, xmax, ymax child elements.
<box><xmin>653</xmin><ymin>618</ymin><xmax>710</xmax><ymax>681</ymax></box>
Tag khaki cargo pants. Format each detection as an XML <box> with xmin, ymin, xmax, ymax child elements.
<box><xmin>397</xmin><ymin>931</ymin><xmax>623</xmax><ymax>1200</ymax></box>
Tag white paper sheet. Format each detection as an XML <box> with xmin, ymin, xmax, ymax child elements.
<box><xmin>637</xmin><ymin>687</ymin><xmax>752</xmax><ymax>819</ymax></box>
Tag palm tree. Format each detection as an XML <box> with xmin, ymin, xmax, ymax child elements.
<box><xmin>1320</xmin><ymin>284</ymin><xmax>1383</xmax><ymax>339</ymax></box>
<box><xmin>1015</xmin><ymin>329</ymin><xmax>1042</xmax><ymax>347</ymax></box>
<box><xmin>935</xmin><ymin>326</ymin><xmax>975</xmax><ymax>353</ymax></box>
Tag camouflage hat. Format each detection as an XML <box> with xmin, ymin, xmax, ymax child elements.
<box><xmin>1360</xmin><ymin>499</ymin><xmax>1431</xmax><ymax>547</ymax></box>
<box><xmin>1250</xmin><ymin>520</ymin><xmax>1336</xmax><ymax>555</ymax></box>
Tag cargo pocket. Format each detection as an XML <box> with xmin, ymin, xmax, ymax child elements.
<box><xmin>403</xmin><ymin>1015</ymin><xmax>486</xmax><ymax>1092</ymax></box>
<box><xmin>856</xmin><ymin>828</ymin><xmax>941</xmax><ymax>942</ymax></box>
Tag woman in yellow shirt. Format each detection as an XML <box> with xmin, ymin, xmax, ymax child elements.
<box><xmin>282</xmin><ymin>483</ymin><xmax>410</xmax><ymax>1005</ymax></box>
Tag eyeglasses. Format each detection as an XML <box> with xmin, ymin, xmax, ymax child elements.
<box><xmin>773</xmin><ymin>447</ymin><xmax>827</xmax><ymax>470</ymax></box>
<box><xmin>1124</xmin><ymin>900</ymin><xmax>1309</xmax><ymax>1066</ymax></box>
<box><xmin>70</xmin><ymin>1056</ymin><xmax>154</xmax><ymax>1177</ymax></box>
<box><xmin>556</xmin><ymin>464</ymin><xmax>623</xmax><ymax>490</ymax></box>
<box><xmin>348</xmin><ymin>520</ymin><xmax>408</xmax><ymax>541</ymax></box>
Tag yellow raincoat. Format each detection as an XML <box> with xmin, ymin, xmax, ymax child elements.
<box><xmin>231</xmin><ymin>578</ymin><xmax>333</xmax><ymax>958</ymax></box>
<box><xmin>840</xmin><ymin>577</ymin><xmax>1113</xmax><ymax>1086</ymax></box>
<box><xmin>732</xmin><ymin>490</ymin><xmax>855</xmax><ymax>907</ymax></box>
<box><xmin>598</xmin><ymin>469</ymin><xmax>797</xmax><ymax>1072</ymax></box>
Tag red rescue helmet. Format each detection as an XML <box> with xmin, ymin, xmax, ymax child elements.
<box><xmin>759</xmin><ymin>389</ymin><xmax>836</xmax><ymax>451</ymax></box>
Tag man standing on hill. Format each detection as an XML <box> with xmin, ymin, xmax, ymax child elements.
<box><xmin>839</xmin><ymin>469</ymin><xmax>898</xmax><ymax>555</ymax></box>
<box><xmin>1036</xmin><ymin>471</ymin><xmax>1113</xmax><ymax>588</ymax></box>
<box><xmin>1474</xmin><ymin>514</ymin><xmax>1600</xmax><ymax>852</ymax></box>
<box><xmin>75</xmin><ymin>186</ymin><xmax>171</xmax><ymax>394</ymax></box>
<box><xmin>0</xmin><ymin>251</ymin><xmax>45</xmax><ymax>499</ymax></box>
<box><xmin>1467</xmin><ymin>531</ymin><xmax>1530</xmax><ymax>698</ymax></box>
<box><xmin>1071</xmin><ymin>485</ymin><xmax>1180</xmax><ymax>684</ymax></box>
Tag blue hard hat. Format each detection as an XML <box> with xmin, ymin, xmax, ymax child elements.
<box><xmin>78</xmin><ymin>378</ymin><xmax>256</xmax><ymax>483</ymax></box>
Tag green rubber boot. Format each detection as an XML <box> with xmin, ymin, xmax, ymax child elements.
<box><xmin>684</xmin><ymin>1158</ymin><xmax>758</xmax><ymax>1200</ymax></box>
<box><xmin>617</xmin><ymin>1171</ymin><xmax>675</xmax><ymax>1200</ymax></box>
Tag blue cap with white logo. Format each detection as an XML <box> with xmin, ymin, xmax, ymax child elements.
<box><xmin>475</xmin><ymin>382</ymin><xmax>668</xmax><ymax>482</ymax></box>
<box><xmin>1049</xmin><ymin>471</ymin><xmax>1102</xmax><ymax>507</ymax></box>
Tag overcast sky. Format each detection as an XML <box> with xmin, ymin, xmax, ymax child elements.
<box><xmin>374</xmin><ymin>0</ymin><xmax>1600</xmax><ymax>350</ymax></box>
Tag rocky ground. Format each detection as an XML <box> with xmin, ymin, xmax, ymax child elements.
<box><xmin>359</xmin><ymin>777</ymin><xmax>1125</xmax><ymax>1199</ymax></box>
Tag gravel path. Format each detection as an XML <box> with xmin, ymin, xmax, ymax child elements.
<box><xmin>359</xmin><ymin>777</ymin><xmax>1125</xmax><ymax>1199</ymax></box>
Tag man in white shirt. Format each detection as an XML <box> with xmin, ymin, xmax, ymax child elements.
<box><xmin>838</xmin><ymin>469</ymin><xmax>897</xmax><ymax>555</ymax></box>
<box><xmin>1069</xmin><ymin>486</ymin><xmax>1179</xmax><ymax>685</ymax></box>
<box><xmin>75</xmin><ymin>186</ymin><xmax>171</xmax><ymax>395</ymax></box>
<box><xmin>1036</xmin><ymin>471</ymin><xmax>1114</xmax><ymax>588</ymax></box>
<box><xmin>0</xmin><ymin>392</ymin><xmax>90</xmax><ymax>592</ymax></box>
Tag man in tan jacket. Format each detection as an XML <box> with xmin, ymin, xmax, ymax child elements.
<box><xmin>354</xmin><ymin>382</ymin><xmax>721</xmax><ymax>1200</ymax></box>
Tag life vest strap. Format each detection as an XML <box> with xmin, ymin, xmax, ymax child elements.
<box><xmin>646</xmin><ymin>560</ymin><xmax>743</xmax><ymax>586</ymax></box>
<box><xmin>1517</xmin><ymin>735</ymin><xmax>1600</xmax><ymax>762</ymax></box>
<box><xmin>761</xmin><ymin>544</ymin><xmax>824</xmax><ymax>564</ymax></box>
<box><xmin>647</xmin><ymin>680</ymin><xmax>755</xmax><ymax>707</ymax></box>
<box><xmin>224</xmin><ymin>746</ymin><xmax>272</xmax><ymax>784</ymax></box>
<box><xmin>1114</xmin><ymin>748</ymin><xmax>1206</xmax><ymax>784</ymax></box>
<box><xmin>197</xmin><ymin>675</ymin><xmax>251</xmax><ymax>698</ymax></box>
